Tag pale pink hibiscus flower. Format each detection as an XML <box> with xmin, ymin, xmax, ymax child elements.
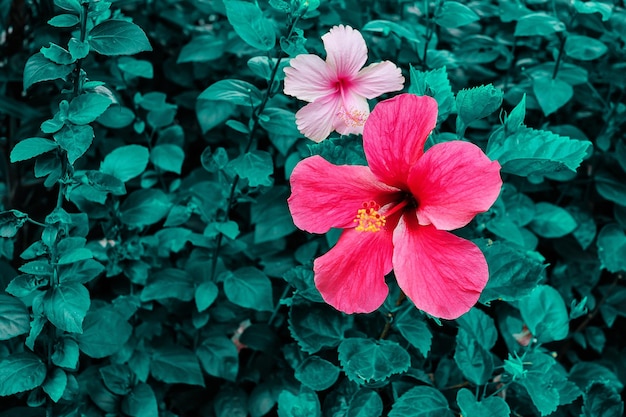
<box><xmin>287</xmin><ymin>94</ymin><xmax>503</xmax><ymax>320</ymax></box>
<box><xmin>283</xmin><ymin>25</ymin><xmax>404</xmax><ymax>142</ymax></box>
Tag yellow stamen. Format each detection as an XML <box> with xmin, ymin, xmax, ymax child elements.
<box><xmin>338</xmin><ymin>108</ymin><xmax>367</xmax><ymax>128</ymax></box>
<box><xmin>354</xmin><ymin>201</ymin><xmax>386</xmax><ymax>233</ymax></box>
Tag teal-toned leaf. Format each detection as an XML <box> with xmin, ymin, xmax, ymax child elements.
<box><xmin>89</xmin><ymin>20</ymin><xmax>152</xmax><ymax>56</ymax></box>
<box><xmin>60</xmin><ymin>259</ymin><xmax>104</xmax><ymax>284</ymax></box>
<box><xmin>389</xmin><ymin>386</ymin><xmax>454</xmax><ymax>417</ymax></box>
<box><xmin>0</xmin><ymin>353</ymin><xmax>47</xmax><ymax>396</ymax></box>
<box><xmin>0</xmin><ymin>209</ymin><xmax>28</xmax><ymax>238</ymax></box>
<box><xmin>251</xmin><ymin>186</ymin><xmax>295</xmax><ymax>243</ymax></box>
<box><xmin>224</xmin><ymin>0</ymin><xmax>276</xmax><ymax>51</ymax></box>
<box><xmin>141</xmin><ymin>268</ymin><xmax>194</xmax><ymax>302</ymax></box>
<box><xmin>177</xmin><ymin>35</ymin><xmax>225</xmax><ymax>63</ymax></box>
<box><xmin>519</xmin><ymin>285</ymin><xmax>569</xmax><ymax>343</ymax></box>
<box><xmin>150</xmin><ymin>345</ymin><xmax>204</xmax><ymax>386</ymax></box>
<box><xmin>121</xmin><ymin>383</ymin><xmax>158</xmax><ymax>417</ymax></box>
<box><xmin>394</xmin><ymin>306</ymin><xmax>432</xmax><ymax>357</ymax></box>
<box><xmin>51</xmin><ymin>338</ymin><xmax>79</xmax><ymax>370</ymax></box>
<box><xmin>409</xmin><ymin>66</ymin><xmax>455</xmax><ymax>122</ymax></box>
<box><xmin>43</xmin><ymin>283</ymin><xmax>90</xmax><ymax>333</ymax></box>
<box><xmin>6</xmin><ymin>274</ymin><xmax>43</xmax><ymax>298</ymax></box>
<box><xmin>277</xmin><ymin>387</ymin><xmax>321</xmax><ymax>417</ymax></box>
<box><xmin>229</xmin><ymin>150</ymin><xmax>273</xmax><ymax>187</ymax></box>
<box><xmin>338</xmin><ymin>338</ymin><xmax>410</xmax><ymax>384</ymax></box>
<box><xmin>97</xmin><ymin>105</ymin><xmax>135</xmax><ymax>128</ymax></box>
<box><xmin>40</xmin><ymin>43</ymin><xmax>73</xmax><ymax>65</ymax></box>
<box><xmin>119</xmin><ymin>188</ymin><xmax>171</xmax><ymax>227</ymax></box>
<box><xmin>195</xmin><ymin>281</ymin><xmax>218</xmax><ymax>312</ymax></box>
<box><xmin>487</xmin><ymin>126</ymin><xmax>591</xmax><ymax>179</ymax></box>
<box><xmin>42</xmin><ymin>368</ymin><xmax>66</xmax><ymax>403</ymax></box>
<box><xmin>533</xmin><ymin>77</ymin><xmax>573</xmax><ymax>116</ymax></box>
<box><xmin>48</xmin><ymin>14</ymin><xmax>80</xmax><ymax>27</ymax></box>
<box><xmin>197</xmin><ymin>79</ymin><xmax>263</xmax><ymax>107</ymax></box>
<box><xmin>456</xmin><ymin>84</ymin><xmax>503</xmax><ymax>136</ymax></box>
<box><xmin>434</xmin><ymin>1</ymin><xmax>479</xmax><ymax>28</ymax></box>
<box><xmin>100</xmin><ymin>145</ymin><xmax>149</xmax><ymax>182</ymax></box>
<box><xmin>565</xmin><ymin>35</ymin><xmax>608</xmax><ymax>61</ymax></box>
<box><xmin>10</xmin><ymin>138</ymin><xmax>58</xmax><ymax>162</ymax></box>
<box><xmin>295</xmin><ymin>356</ymin><xmax>340</xmax><ymax>391</ymax></box>
<box><xmin>570</xmin><ymin>362</ymin><xmax>624</xmax><ymax>392</ymax></box>
<box><xmin>57</xmin><ymin>247</ymin><xmax>92</xmax><ymax>265</ymax></box>
<box><xmin>529</xmin><ymin>202</ymin><xmax>577</xmax><ymax>238</ymax></box>
<box><xmin>76</xmin><ymin>308</ymin><xmax>132</xmax><ymax>358</ymax></box>
<box><xmin>0</xmin><ymin>294</ymin><xmax>30</xmax><ymax>340</ymax></box>
<box><xmin>289</xmin><ymin>297</ymin><xmax>350</xmax><ymax>354</ymax></box>
<box><xmin>247</xmin><ymin>56</ymin><xmax>291</xmax><ymax>81</ymax></box>
<box><xmin>101</xmin><ymin>365</ymin><xmax>133</xmax><ymax>395</ymax></box>
<box><xmin>68</xmin><ymin>38</ymin><xmax>89</xmax><ymax>60</ymax></box>
<box><xmin>515</xmin><ymin>352</ymin><xmax>563</xmax><ymax>416</ymax></box>
<box><xmin>117</xmin><ymin>57</ymin><xmax>153</xmax><ymax>79</ymax></box>
<box><xmin>597</xmin><ymin>224</ymin><xmax>626</xmax><ymax>273</ymax></box>
<box><xmin>581</xmin><ymin>383</ymin><xmax>624</xmax><ymax>417</ymax></box>
<box><xmin>23</xmin><ymin>53</ymin><xmax>72</xmax><ymax>90</ymax></box>
<box><xmin>54</xmin><ymin>0</ymin><xmax>81</xmax><ymax>12</ymax></box>
<box><xmin>348</xmin><ymin>389</ymin><xmax>383</xmax><ymax>417</ymax></box>
<box><xmin>454</xmin><ymin>328</ymin><xmax>494</xmax><ymax>385</ymax></box>
<box><xmin>514</xmin><ymin>13</ymin><xmax>565</xmax><ymax>37</ymax></box>
<box><xmin>456</xmin><ymin>388</ymin><xmax>510</xmax><ymax>417</ymax></box>
<box><xmin>574</xmin><ymin>1</ymin><xmax>612</xmax><ymax>21</ymax></box>
<box><xmin>457</xmin><ymin>308</ymin><xmax>498</xmax><ymax>350</ymax></box>
<box><xmin>595</xmin><ymin>171</ymin><xmax>626</xmax><ymax>206</ymax></box>
<box><xmin>150</xmin><ymin>144</ymin><xmax>184</xmax><ymax>174</ymax></box>
<box><xmin>223</xmin><ymin>267</ymin><xmax>273</xmax><ymax>311</ymax></box>
<box><xmin>282</xmin><ymin>266</ymin><xmax>323</xmax><ymax>303</ymax></box>
<box><xmin>53</xmin><ymin>124</ymin><xmax>94</xmax><ymax>164</ymax></box>
<box><xmin>197</xmin><ymin>336</ymin><xmax>239</xmax><ymax>382</ymax></box>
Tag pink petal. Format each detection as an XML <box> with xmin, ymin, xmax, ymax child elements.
<box><xmin>408</xmin><ymin>141</ymin><xmax>502</xmax><ymax>231</ymax></box>
<box><xmin>323</xmin><ymin>25</ymin><xmax>368</xmax><ymax>78</ymax></box>
<box><xmin>353</xmin><ymin>61</ymin><xmax>405</xmax><ymax>99</ymax></box>
<box><xmin>363</xmin><ymin>94</ymin><xmax>438</xmax><ymax>188</ymax></box>
<box><xmin>392</xmin><ymin>214</ymin><xmax>488</xmax><ymax>320</ymax></box>
<box><xmin>334</xmin><ymin>91</ymin><xmax>370</xmax><ymax>136</ymax></box>
<box><xmin>315</xmin><ymin>227</ymin><xmax>393</xmax><ymax>314</ymax></box>
<box><xmin>294</xmin><ymin>96</ymin><xmax>342</xmax><ymax>142</ymax></box>
<box><xmin>284</xmin><ymin>54</ymin><xmax>336</xmax><ymax>102</ymax></box>
<box><xmin>288</xmin><ymin>155</ymin><xmax>401</xmax><ymax>234</ymax></box>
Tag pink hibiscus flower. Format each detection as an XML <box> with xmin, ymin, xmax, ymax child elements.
<box><xmin>283</xmin><ymin>25</ymin><xmax>404</xmax><ymax>142</ymax></box>
<box><xmin>287</xmin><ymin>94</ymin><xmax>503</xmax><ymax>320</ymax></box>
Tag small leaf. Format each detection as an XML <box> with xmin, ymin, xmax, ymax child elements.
<box><xmin>519</xmin><ymin>285</ymin><xmax>569</xmax><ymax>343</ymax></box>
<box><xmin>150</xmin><ymin>345</ymin><xmax>205</xmax><ymax>386</ymax></box>
<box><xmin>48</xmin><ymin>14</ymin><xmax>80</xmax><ymax>27</ymax></box>
<box><xmin>150</xmin><ymin>144</ymin><xmax>184</xmax><ymax>174</ymax></box>
<box><xmin>195</xmin><ymin>281</ymin><xmax>218</xmax><ymax>312</ymax></box>
<box><xmin>0</xmin><ymin>209</ymin><xmax>29</xmax><ymax>238</ymax></box>
<box><xmin>224</xmin><ymin>267</ymin><xmax>273</xmax><ymax>311</ymax></box>
<box><xmin>117</xmin><ymin>57</ymin><xmax>153</xmax><ymax>79</ymax></box>
<box><xmin>177</xmin><ymin>35</ymin><xmax>225</xmax><ymax>63</ymax></box>
<box><xmin>581</xmin><ymin>383</ymin><xmax>624</xmax><ymax>417</ymax></box>
<box><xmin>119</xmin><ymin>188</ymin><xmax>171</xmax><ymax>227</ymax></box>
<box><xmin>196</xmin><ymin>336</ymin><xmax>239</xmax><ymax>382</ymax></box>
<box><xmin>100</xmin><ymin>144</ymin><xmax>149</xmax><ymax>182</ymax></box>
<box><xmin>289</xmin><ymin>297</ymin><xmax>350</xmax><ymax>354</ymax></box>
<box><xmin>389</xmin><ymin>386</ymin><xmax>454</xmax><ymax>417</ymax></box>
<box><xmin>574</xmin><ymin>1</ymin><xmax>612</xmax><ymax>21</ymax></box>
<box><xmin>394</xmin><ymin>306</ymin><xmax>432</xmax><ymax>357</ymax></box>
<box><xmin>409</xmin><ymin>66</ymin><xmax>455</xmax><ymax>122</ymax></box>
<box><xmin>121</xmin><ymin>383</ymin><xmax>158</xmax><ymax>417</ymax></box>
<box><xmin>338</xmin><ymin>338</ymin><xmax>410</xmax><ymax>384</ymax></box>
<box><xmin>224</xmin><ymin>0</ymin><xmax>276</xmax><ymax>51</ymax></box>
<box><xmin>197</xmin><ymin>79</ymin><xmax>263</xmax><ymax>107</ymax></box>
<box><xmin>10</xmin><ymin>138</ymin><xmax>58</xmax><ymax>162</ymax></box>
<box><xmin>89</xmin><ymin>20</ymin><xmax>152</xmax><ymax>56</ymax></box>
<box><xmin>295</xmin><ymin>356</ymin><xmax>340</xmax><ymax>391</ymax></box>
<box><xmin>434</xmin><ymin>1</ymin><xmax>479</xmax><ymax>28</ymax></box>
<box><xmin>229</xmin><ymin>150</ymin><xmax>273</xmax><ymax>187</ymax></box>
<box><xmin>0</xmin><ymin>353</ymin><xmax>47</xmax><ymax>396</ymax></box>
<box><xmin>529</xmin><ymin>203</ymin><xmax>577</xmax><ymax>238</ymax></box>
<box><xmin>565</xmin><ymin>35</ymin><xmax>608</xmax><ymax>61</ymax></box>
<box><xmin>53</xmin><ymin>124</ymin><xmax>94</xmax><ymax>164</ymax></box>
<box><xmin>597</xmin><ymin>224</ymin><xmax>626</xmax><ymax>273</ymax></box>
<box><xmin>277</xmin><ymin>387</ymin><xmax>321</xmax><ymax>417</ymax></box>
<box><xmin>533</xmin><ymin>77</ymin><xmax>573</xmax><ymax>116</ymax></box>
<box><xmin>0</xmin><ymin>294</ymin><xmax>30</xmax><ymax>340</ymax></box>
<box><xmin>454</xmin><ymin>328</ymin><xmax>494</xmax><ymax>385</ymax></box>
<box><xmin>43</xmin><ymin>283</ymin><xmax>90</xmax><ymax>333</ymax></box>
<box><xmin>514</xmin><ymin>13</ymin><xmax>565</xmax><ymax>37</ymax></box>
<box><xmin>42</xmin><ymin>368</ymin><xmax>67</xmax><ymax>403</ymax></box>
<box><xmin>141</xmin><ymin>268</ymin><xmax>194</xmax><ymax>303</ymax></box>
<box><xmin>68</xmin><ymin>93</ymin><xmax>113</xmax><ymax>125</ymax></box>
<box><xmin>76</xmin><ymin>307</ymin><xmax>132</xmax><ymax>358</ymax></box>
<box><xmin>23</xmin><ymin>53</ymin><xmax>72</xmax><ymax>90</ymax></box>
<box><xmin>456</xmin><ymin>388</ymin><xmax>511</xmax><ymax>417</ymax></box>
<box><xmin>456</xmin><ymin>84</ymin><xmax>503</xmax><ymax>136</ymax></box>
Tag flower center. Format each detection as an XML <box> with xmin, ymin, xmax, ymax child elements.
<box><xmin>354</xmin><ymin>201</ymin><xmax>386</xmax><ymax>233</ymax></box>
<box><xmin>337</xmin><ymin>107</ymin><xmax>367</xmax><ymax>128</ymax></box>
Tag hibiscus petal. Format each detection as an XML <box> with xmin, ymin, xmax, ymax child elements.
<box><xmin>334</xmin><ymin>91</ymin><xmax>370</xmax><ymax>136</ymax></box>
<box><xmin>294</xmin><ymin>96</ymin><xmax>342</xmax><ymax>142</ymax></box>
<box><xmin>288</xmin><ymin>155</ymin><xmax>400</xmax><ymax>234</ymax></box>
<box><xmin>393</xmin><ymin>215</ymin><xmax>488</xmax><ymax>320</ymax></box>
<box><xmin>315</xmin><ymin>228</ymin><xmax>393</xmax><ymax>314</ymax></box>
<box><xmin>283</xmin><ymin>54</ymin><xmax>336</xmax><ymax>102</ymax></box>
<box><xmin>323</xmin><ymin>25</ymin><xmax>368</xmax><ymax>78</ymax></box>
<box><xmin>408</xmin><ymin>141</ymin><xmax>502</xmax><ymax>231</ymax></box>
<box><xmin>363</xmin><ymin>94</ymin><xmax>438</xmax><ymax>188</ymax></box>
<box><xmin>353</xmin><ymin>61</ymin><xmax>405</xmax><ymax>99</ymax></box>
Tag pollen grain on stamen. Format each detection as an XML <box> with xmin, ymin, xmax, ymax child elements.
<box><xmin>337</xmin><ymin>108</ymin><xmax>367</xmax><ymax>128</ymax></box>
<box><xmin>354</xmin><ymin>201</ymin><xmax>386</xmax><ymax>233</ymax></box>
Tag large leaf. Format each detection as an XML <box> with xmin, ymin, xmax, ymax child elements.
<box><xmin>53</xmin><ymin>124</ymin><xmax>94</xmax><ymax>164</ymax></box>
<box><xmin>337</xmin><ymin>338</ymin><xmax>410</xmax><ymax>384</ymax></box>
<box><xmin>288</xmin><ymin>297</ymin><xmax>350</xmax><ymax>354</ymax></box>
<box><xmin>0</xmin><ymin>352</ymin><xmax>47</xmax><ymax>396</ymax></box>
<box><xmin>224</xmin><ymin>0</ymin><xmax>275</xmax><ymax>51</ymax></box>
<box><xmin>519</xmin><ymin>285</ymin><xmax>569</xmax><ymax>343</ymax></box>
<box><xmin>533</xmin><ymin>77</ymin><xmax>573</xmax><ymax>116</ymax></box>
<box><xmin>514</xmin><ymin>13</ymin><xmax>565</xmax><ymax>37</ymax></box>
<box><xmin>23</xmin><ymin>52</ymin><xmax>72</xmax><ymax>90</ymax></box>
<box><xmin>434</xmin><ymin>1</ymin><xmax>479</xmax><ymax>28</ymax></box>
<box><xmin>150</xmin><ymin>345</ymin><xmax>205</xmax><ymax>386</ymax></box>
<box><xmin>0</xmin><ymin>294</ymin><xmax>30</xmax><ymax>340</ymax></box>
<box><xmin>177</xmin><ymin>35</ymin><xmax>225</xmax><ymax>63</ymax></box>
<box><xmin>389</xmin><ymin>386</ymin><xmax>454</xmax><ymax>417</ymax></box>
<box><xmin>223</xmin><ymin>267</ymin><xmax>273</xmax><ymax>311</ymax></box>
<box><xmin>456</xmin><ymin>389</ymin><xmax>511</xmax><ymax>417</ymax></box>
<box><xmin>67</xmin><ymin>93</ymin><xmax>113</xmax><ymax>125</ymax></box>
<box><xmin>10</xmin><ymin>138</ymin><xmax>58</xmax><ymax>162</ymax></box>
<box><xmin>100</xmin><ymin>145</ymin><xmax>150</xmax><ymax>182</ymax></box>
<box><xmin>597</xmin><ymin>224</ymin><xmax>626</xmax><ymax>273</ymax></box>
<box><xmin>76</xmin><ymin>307</ymin><xmax>132</xmax><ymax>358</ymax></box>
<box><xmin>43</xmin><ymin>283</ymin><xmax>90</xmax><ymax>334</ymax></box>
<box><xmin>119</xmin><ymin>188</ymin><xmax>171</xmax><ymax>227</ymax></box>
<box><xmin>196</xmin><ymin>336</ymin><xmax>239</xmax><ymax>382</ymax></box>
<box><xmin>529</xmin><ymin>203</ymin><xmax>577</xmax><ymax>238</ymax></box>
<box><xmin>197</xmin><ymin>79</ymin><xmax>263</xmax><ymax>107</ymax></box>
<box><xmin>89</xmin><ymin>20</ymin><xmax>152</xmax><ymax>56</ymax></box>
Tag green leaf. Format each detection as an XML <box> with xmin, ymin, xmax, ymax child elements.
<box><xmin>0</xmin><ymin>209</ymin><xmax>28</xmax><ymax>238</ymax></box>
<box><xmin>0</xmin><ymin>294</ymin><xmax>30</xmax><ymax>340</ymax></box>
<box><xmin>597</xmin><ymin>224</ymin><xmax>626</xmax><ymax>273</ymax></box>
<box><xmin>150</xmin><ymin>144</ymin><xmax>184</xmax><ymax>174</ymax></box>
<box><xmin>150</xmin><ymin>345</ymin><xmax>204</xmax><ymax>386</ymax></box>
<box><xmin>97</xmin><ymin>105</ymin><xmax>135</xmax><ymax>128</ymax></box>
<box><xmin>477</xmin><ymin>240</ymin><xmax>545</xmax><ymax>303</ymax></box>
<box><xmin>100</xmin><ymin>145</ymin><xmax>149</xmax><ymax>182</ymax></box>
<box><xmin>595</xmin><ymin>171</ymin><xmax>626</xmax><ymax>206</ymax></box>
<box><xmin>289</xmin><ymin>298</ymin><xmax>350</xmax><ymax>354</ymax></box>
<box><xmin>121</xmin><ymin>383</ymin><xmax>158</xmax><ymax>417</ymax></box>
<box><xmin>394</xmin><ymin>306</ymin><xmax>432</xmax><ymax>357</ymax></box>
<box><xmin>565</xmin><ymin>35</ymin><xmax>608</xmax><ymax>61</ymax></box>
<box><xmin>487</xmin><ymin>126</ymin><xmax>591</xmax><ymax>179</ymax></box>
<box><xmin>434</xmin><ymin>1</ymin><xmax>479</xmax><ymax>28</ymax></box>
<box><xmin>581</xmin><ymin>383</ymin><xmax>624</xmax><ymax>417</ymax></box>
<box><xmin>197</xmin><ymin>336</ymin><xmax>239</xmax><ymax>382</ymax></box>
<box><xmin>53</xmin><ymin>124</ymin><xmax>94</xmax><ymax>164</ymax></box>
<box><xmin>338</xmin><ymin>338</ymin><xmax>410</xmax><ymax>384</ymax></box>
<box><xmin>248</xmin><ymin>56</ymin><xmax>291</xmax><ymax>81</ymax></box>
<box><xmin>40</xmin><ymin>43</ymin><xmax>73</xmax><ymax>65</ymax></box>
<box><xmin>54</xmin><ymin>0</ymin><xmax>81</xmax><ymax>12</ymax></box>
<box><xmin>67</xmin><ymin>93</ymin><xmax>113</xmax><ymax>125</ymax></box>
<box><xmin>529</xmin><ymin>203</ymin><xmax>577</xmax><ymax>238</ymax></box>
<box><xmin>6</xmin><ymin>274</ymin><xmax>43</xmax><ymax>298</ymax></box>
<box><xmin>454</xmin><ymin>328</ymin><xmax>494</xmax><ymax>385</ymax></box>
<box><xmin>456</xmin><ymin>308</ymin><xmax>497</xmax><ymax>349</ymax></box>
<box><xmin>295</xmin><ymin>356</ymin><xmax>340</xmax><ymax>391</ymax></box>
<box><xmin>59</xmin><ymin>259</ymin><xmax>105</xmax><ymax>284</ymax></box>
<box><xmin>519</xmin><ymin>285</ymin><xmax>569</xmax><ymax>343</ymax></box>
<box><xmin>89</xmin><ymin>20</ymin><xmax>152</xmax><ymax>56</ymax></box>
<box><xmin>119</xmin><ymin>188</ymin><xmax>171</xmax><ymax>227</ymax></box>
<box><xmin>23</xmin><ymin>53</ymin><xmax>72</xmax><ymax>90</ymax></box>
<box><xmin>51</xmin><ymin>338</ymin><xmax>79</xmax><ymax>370</ymax></box>
<box><xmin>43</xmin><ymin>283</ymin><xmax>90</xmax><ymax>333</ymax></box>
<box><xmin>229</xmin><ymin>150</ymin><xmax>273</xmax><ymax>187</ymax></box>
<box><xmin>514</xmin><ymin>13</ymin><xmax>565</xmax><ymax>37</ymax></box>
<box><xmin>282</xmin><ymin>266</ymin><xmax>323</xmax><ymax>303</ymax></box>
<box><xmin>0</xmin><ymin>353</ymin><xmax>47</xmax><ymax>396</ymax></box>
<box><xmin>42</xmin><ymin>368</ymin><xmax>66</xmax><ymax>403</ymax></box>
<box><xmin>409</xmin><ymin>66</ymin><xmax>455</xmax><ymax>122</ymax></box>
<box><xmin>277</xmin><ymin>387</ymin><xmax>321</xmax><ymax>417</ymax></box>
<box><xmin>197</xmin><ymin>79</ymin><xmax>263</xmax><ymax>107</ymax></box>
<box><xmin>574</xmin><ymin>1</ymin><xmax>612</xmax><ymax>21</ymax></box>
<box><xmin>10</xmin><ymin>138</ymin><xmax>58</xmax><ymax>162</ymax></box>
<box><xmin>68</xmin><ymin>38</ymin><xmax>89</xmax><ymax>60</ymax></box>
<box><xmin>251</xmin><ymin>186</ymin><xmax>295</xmax><ymax>243</ymax></box>
<box><xmin>224</xmin><ymin>0</ymin><xmax>276</xmax><ymax>51</ymax></box>
<box><xmin>195</xmin><ymin>281</ymin><xmax>218</xmax><ymax>312</ymax></box>
<box><xmin>57</xmin><ymin>247</ymin><xmax>93</xmax><ymax>265</ymax></box>
<box><xmin>513</xmin><ymin>352</ymin><xmax>563</xmax><ymax>415</ymax></box>
<box><xmin>456</xmin><ymin>84</ymin><xmax>503</xmax><ymax>136</ymax></box>
<box><xmin>177</xmin><ymin>35</ymin><xmax>225</xmax><ymax>63</ymax></box>
<box><xmin>389</xmin><ymin>386</ymin><xmax>454</xmax><ymax>417</ymax></box>
<box><xmin>348</xmin><ymin>389</ymin><xmax>383</xmax><ymax>417</ymax></box>
<box><xmin>224</xmin><ymin>267</ymin><xmax>273</xmax><ymax>311</ymax></box>
<box><xmin>141</xmin><ymin>268</ymin><xmax>194</xmax><ymax>302</ymax></box>
<box><xmin>76</xmin><ymin>307</ymin><xmax>132</xmax><ymax>358</ymax></box>
<box><xmin>117</xmin><ymin>57</ymin><xmax>153</xmax><ymax>79</ymax></box>
<box><xmin>533</xmin><ymin>77</ymin><xmax>573</xmax><ymax>116</ymax></box>
<box><xmin>456</xmin><ymin>388</ymin><xmax>510</xmax><ymax>417</ymax></box>
<box><xmin>100</xmin><ymin>364</ymin><xmax>132</xmax><ymax>395</ymax></box>
<box><xmin>48</xmin><ymin>14</ymin><xmax>80</xmax><ymax>27</ymax></box>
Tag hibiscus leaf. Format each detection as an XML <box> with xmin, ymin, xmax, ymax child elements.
<box><xmin>294</xmin><ymin>356</ymin><xmax>340</xmax><ymax>391</ymax></box>
<box><xmin>409</xmin><ymin>65</ymin><xmax>455</xmax><ymax>122</ymax></box>
<box><xmin>456</xmin><ymin>388</ymin><xmax>511</xmax><ymax>417</ymax></box>
<box><xmin>288</xmin><ymin>297</ymin><xmax>351</xmax><ymax>354</ymax></box>
<box><xmin>519</xmin><ymin>285</ymin><xmax>569</xmax><ymax>343</ymax></box>
<box><xmin>224</xmin><ymin>0</ymin><xmax>275</xmax><ymax>51</ymax></box>
<box><xmin>456</xmin><ymin>84</ymin><xmax>503</xmax><ymax>137</ymax></box>
<box><xmin>337</xmin><ymin>338</ymin><xmax>410</xmax><ymax>384</ymax></box>
<box><xmin>389</xmin><ymin>386</ymin><xmax>454</xmax><ymax>417</ymax></box>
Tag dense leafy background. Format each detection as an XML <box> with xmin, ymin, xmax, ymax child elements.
<box><xmin>0</xmin><ymin>0</ymin><xmax>625</xmax><ymax>416</ymax></box>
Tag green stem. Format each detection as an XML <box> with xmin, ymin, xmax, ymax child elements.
<box><xmin>379</xmin><ymin>291</ymin><xmax>406</xmax><ymax>339</ymax></box>
<box><xmin>552</xmin><ymin>12</ymin><xmax>577</xmax><ymax>80</ymax></box>
<box><xmin>73</xmin><ymin>2</ymin><xmax>89</xmax><ymax>95</ymax></box>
